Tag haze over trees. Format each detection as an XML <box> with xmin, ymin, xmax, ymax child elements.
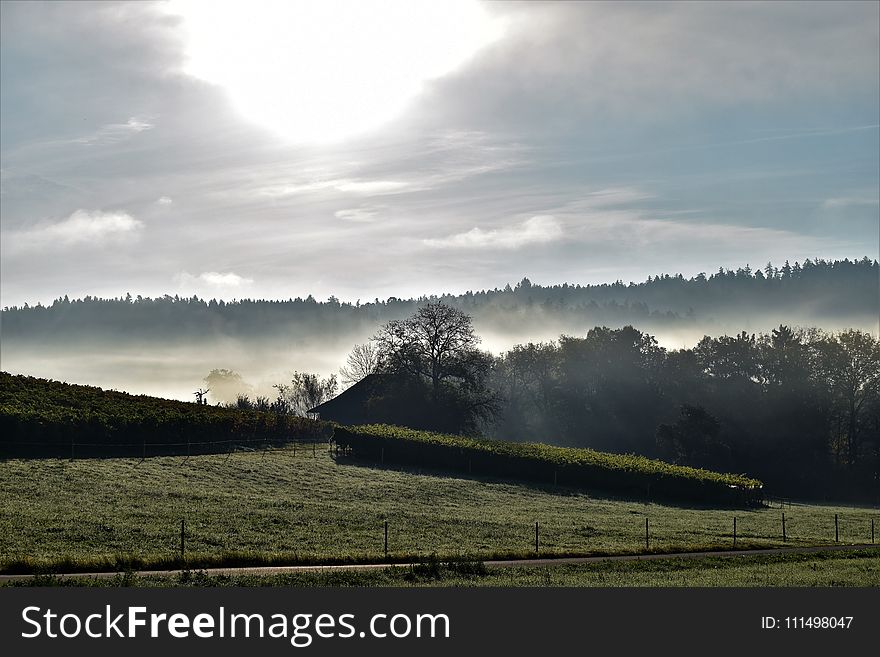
<box><xmin>2</xmin><ymin>257</ymin><xmax>875</xmax><ymax>402</ymax></box>
<box><xmin>489</xmin><ymin>324</ymin><xmax>879</xmax><ymax>500</ymax></box>
<box><xmin>1</xmin><ymin>258</ymin><xmax>877</xmax><ymax>500</ymax></box>
<box><xmin>204</xmin><ymin>368</ymin><xmax>251</xmax><ymax>404</ymax></box>
<box><xmin>223</xmin><ymin>299</ymin><xmax>878</xmax><ymax>501</ymax></box>
<box><xmin>2</xmin><ymin>258</ymin><xmax>876</xmax><ymax>346</ymax></box>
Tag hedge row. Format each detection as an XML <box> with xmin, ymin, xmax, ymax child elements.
<box><xmin>333</xmin><ymin>424</ymin><xmax>763</xmax><ymax>506</ymax></box>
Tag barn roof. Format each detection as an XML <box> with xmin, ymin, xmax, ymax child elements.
<box><xmin>308</xmin><ymin>373</ymin><xmax>389</xmax><ymax>423</ymax></box>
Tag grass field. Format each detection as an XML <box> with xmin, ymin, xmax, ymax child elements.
<box><xmin>1</xmin><ymin>446</ymin><xmax>877</xmax><ymax>574</ymax></box>
<box><xmin>5</xmin><ymin>551</ymin><xmax>878</xmax><ymax>587</ymax></box>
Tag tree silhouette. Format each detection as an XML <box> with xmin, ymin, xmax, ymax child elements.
<box><xmin>373</xmin><ymin>302</ymin><xmax>498</xmax><ymax>432</ymax></box>
<box><xmin>339</xmin><ymin>343</ymin><xmax>379</xmax><ymax>388</ymax></box>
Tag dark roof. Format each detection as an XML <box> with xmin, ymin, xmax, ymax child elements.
<box><xmin>308</xmin><ymin>373</ymin><xmax>388</xmax><ymax>423</ymax></box>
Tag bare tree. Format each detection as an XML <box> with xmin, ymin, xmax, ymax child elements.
<box><xmin>273</xmin><ymin>372</ymin><xmax>338</xmax><ymax>416</ymax></box>
<box><xmin>339</xmin><ymin>342</ymin><xmax>379</xmax><ymax>388</ymax></box>
<box><xmin>372</xmin><ymin>302</ymin><xmax>499</xmax><ymax>433</ymax></box>
<box><xmin>374</xmin><ymin>302</ymin><xmax>482</xmax><ymax>401</ymax></box>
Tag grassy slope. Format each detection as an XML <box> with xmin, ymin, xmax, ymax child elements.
<box><xmin>0</xmin><ymin>372</ymin><xmax>326</xmax><ymax>451</ymax></box>
<box><xmin>1</xmin><ymin>447</ymin><xmax>876</xmax><ymax>573</ymax></box>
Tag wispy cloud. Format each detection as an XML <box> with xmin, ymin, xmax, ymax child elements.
<box><xmin>334</xmin><ymin>180</ymin><xmax>409</xmax><ymax>194</ymax></box>
<box><xmin>257</xmin><ymin>178</ymin><xmax>409</xmax><ymax>198</ymax></box>
<box><xmin>12</xmin><ymin>209</ymin><xmax>143</xmax><ymax>251</ymax></box>
<box><xmin>71</xmin><ymin>116</ymin><xmax>155</xmax><ymax>146</ymax></box>
<box><xmin>424</xmin><ymin>215</ymin><xmax>563</xmax><ymax>250</ymax></box>
<box><xmin>335</xmin><ymin>207</ymin><xmax>381</xmax><ymax>222</ymax></box>
<box><xmin>156</xmin><ymin>196</ymin><xmax>173</xmax><ymax>205</ymax></box>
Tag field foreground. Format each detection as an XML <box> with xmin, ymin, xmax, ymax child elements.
<box><xmin>1</xmin><ymin>446</ymin><xmax>877</xmax><ymax>575</ymax></box>
<box><xmin>5</xmin><ymin>550</ymin><xmax>878</xmax><ymax>587</ymax></box>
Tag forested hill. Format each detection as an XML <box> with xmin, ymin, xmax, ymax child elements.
<box><xmin>2</xmin><ymin>258</ymin><xmax>877</xmax><ymax>343</ymax></box>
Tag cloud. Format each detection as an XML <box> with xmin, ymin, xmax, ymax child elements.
<box><xmin>424</xmin><ymin>215</ymin><xmax>563</xmax><ymax>250</ymax></box>
<box><xmin>256</xmin><ymin>178</ymin><xmax>410</xmax><ymax>198</ymax></box>
<box><xmin>335</xmin><ymin>207</ymin><xmax>381</xmax><ymax>222</ymax></box>
<box><xmin>156</xmin><ymin>196</ymin><xmax>173</xmax><ymax>205</ymax></box>
<box><xmin>71</xmin><ymin>116</ymin><xmax>155</xmax><ymax>146</ymax></box>
<box><xmin>175</xmin><ymin>271</ymin><xmax>255</xmax><ymax>296</ymax></box>
<box><xmin>823</xmin><ymin>196</ymin><xmax>879</xmax><ymax>209</ymax></box>
<box><xmin>13</xmin><ymin>209</ymin><xmax>143</xmax><ymax>251</ymax></box>
<box><xmin>196</xmin><ymin>271</ymin><xmax>253</xmax><ymax>288</ymax></box>
<box><xmin>421</xmin><ymin>2</ymin><xmax>879</xmax><ymax>131</ymax></box>
<box><xmin>333</xmin><ymin>180</ymin><xmax>410</xmax><ymax>194</ymax></box>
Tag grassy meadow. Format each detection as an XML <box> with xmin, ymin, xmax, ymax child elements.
<box><xmin>6</xmin><ymin>550</ymin><xmax>878</xmax><ymax>587</ymax></box>
<box><xmin>1</xmin><ymin>445</ymin><xmax>877</xmax><ymax>574</ymax></box>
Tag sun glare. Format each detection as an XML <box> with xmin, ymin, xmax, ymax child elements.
<box><xmin>165</xmin><ymin>0</ymin><xmax>504</xmax><ymax>143</ymax></box>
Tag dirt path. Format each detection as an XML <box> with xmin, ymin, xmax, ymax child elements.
<box><xmin>2</xmin><ymin>543</ymin><xmax>877</xmax><ymax>582</ymax></box>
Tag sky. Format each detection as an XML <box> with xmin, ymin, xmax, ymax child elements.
<box><xmin>1</xmin><ymin>0</ymin><xmax>878</xmax><ymax>308</ymax></box>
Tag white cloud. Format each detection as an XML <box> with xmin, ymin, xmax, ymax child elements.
<box><xmin>334</xmin><ymin>180</ymin><xmax>410</xmax><ymax>194</ymax></box>
<box><xmin>156</xmin><ymin>196</ymin><xmax>173</xmax><ymax>205</ymax></box>
<box><xmin>175</xmin><ymin>270</ymin><xmax>255</xmax><ymax>296</ymax></box>
<box><xmin>424</xmin><ymin>215</ymin><xmax>563</xmax><ymax>250</ymax></box>
<box><xmin>72</xmin><ymin>116</ymin><xmax>154</xmax><ymax>145</ymax></box>
<box><xmin>13</xmin><ymin>209</ymin><xmax>143</xmax><ymax>251</ymax></box>
<box><xmin>197</xmin><ymin>271</ymin><xmax>253</xmax><ymax>288</ymax></box>
<box><xmin>335</xmin><ymin>207</ymin><xmax>381</xmax><ymax>222</ymax></box>
<box><xmin>256</xmin><ymin>178</ymin><xmax>409</xmax><ymax>198</ymax></box>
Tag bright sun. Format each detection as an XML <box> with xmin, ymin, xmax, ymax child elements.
<box><xmin>165</xmin><ymin>0</ymin><xmax>504</xmax><ymax>144</ymax></box>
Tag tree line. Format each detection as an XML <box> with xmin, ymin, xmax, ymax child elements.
<box><xmin>3</xmin><ymin>257</ymin><xmax>876</xmax><ymax>343</ymax></box>
<box><xmin>489</xmin><ymin>324</ymin><xmax>879</xmax><ymax>500</ymax></box>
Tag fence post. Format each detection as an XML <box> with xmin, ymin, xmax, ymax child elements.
<box><xmin>733</xmin><ymin>517</ymin><xmax>737</xmax><ymax>548</ymax></box>
<box><xmin>313</xmin><ymin>442</ymin><xmax>316</xmax><ymax>457</ymax></box>
<box><xmin>835</xmin><ymin>514</ymin><xmax>839</xmax><ymax>543</ymax></box>
<box><xmin>142</xmin><ymin>440</ymin><xmax>146</xmax><ymax>461</ymax></box>
<box><xmin>872</xmin><ymin>518</ymin><xmax>875</xmax><ymax>545</ymax></box>
<box><xmin>553</xmin><ymin>470</ymin><xmax>557</xmax><ymax>487</ymax></box>
<box><xmin>535</xmin><ymin>521</ymin><xmax>539</xmax><ymax>553</ymax></box>
<box><xmin>70</xmin><ymin>438</ymin><xmax>75</xmax><ymax>461</ymax></box>
<box><xmin>384</xmin><ymin>520</ymin><xmax>388</xmax><ymax>557</ymax></box>
<box><xmin>645</xmin><ymin>517</ymin><xmax>649</xmax><ymax>550</ymax></box>
<box><xmin>180</xmin><ymin>519</ymin><xmax>185</xmax><ymax>562</ymax></box>
<box><xmin>381</xmin><ymin>447</ymin><xmax>384</xmax><ymax>465</ymax></box>
<box><xmin>782</xmin><ymin>512</ymin><xmax>786</xmax><ymax>542</ymax></box>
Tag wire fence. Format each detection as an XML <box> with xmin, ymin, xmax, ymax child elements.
<box><xmin>1</xmin><ymin>445</ymin><xmax>878</xmax><ymax>570</ymax></box>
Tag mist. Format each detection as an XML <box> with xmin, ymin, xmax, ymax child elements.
<box><xmin>2</xmin><ymin>258</ymin><xmax>876</xmax><ymax>402</ymax></box>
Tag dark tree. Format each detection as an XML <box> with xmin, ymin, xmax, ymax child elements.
<box><xmin>372</xmin><ymin>302</ymin><xmax>498</xmax><ymax>433</ymax></box>
<box><xmin>656</xmin><ymin>404</ymin><xmax>728</xmax><ymax>469</ymax></box>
